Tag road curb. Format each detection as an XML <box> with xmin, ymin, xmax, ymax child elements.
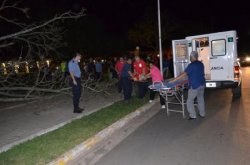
<box><xmin>48</xmin><ymin>101</ymin><xmax>157</xmax><ymax>165</ymax></box>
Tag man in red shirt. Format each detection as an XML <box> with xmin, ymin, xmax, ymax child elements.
<box><xmin>133</xmin><ymin>55</ymin><xmax>148</xmax><ymax>98</ymax></box>
<box><xmin>115</xmin><ymin>57</ymin><xmax>124</xmax><ymax>93</ymax></box>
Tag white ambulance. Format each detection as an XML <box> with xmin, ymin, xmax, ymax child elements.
<box><xmin>172</xmin><ymin>30</ymin><xmax>242</xmax><ymax>97</ymax></box>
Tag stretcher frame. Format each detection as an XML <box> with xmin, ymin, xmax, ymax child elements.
<box><xmin>149</xmin><ymin>80</ymin><xmax>189</xmax><ymax>118</ymax></box>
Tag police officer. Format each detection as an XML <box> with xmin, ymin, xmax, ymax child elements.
<box><xmin>68</xmin><ymin>52</ymin><xmax>84</xmax><ymax>113</ymax></box>
<box><xmin>121</xmin><ymin>57</ymin><xmax>133</xmax><ymax>102</ymax></box>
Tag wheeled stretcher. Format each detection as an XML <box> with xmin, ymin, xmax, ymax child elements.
<box><xmin>148</xmin><ymin>79</ymin><xmax>189</xmax><ymax>118</ymax></box>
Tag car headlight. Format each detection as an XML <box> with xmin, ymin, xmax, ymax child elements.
<box><xmin>245</xmin><ymin>57</ymin><xmax>250</xmax><ymax>62</ymax></box>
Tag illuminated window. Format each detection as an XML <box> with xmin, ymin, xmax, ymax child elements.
<box><xmin>175</xmin><ymin>43</ymin><xmax>188</xmax><ymax>59</ymax></box>
<box><xmin>194</xmin><ymin>37</ymin><xmax>209</xmax><ymax>48</ymax></box>
<box><xmin>211</xmin><ymin>39</ymin><xmax>226</xmax><ymax>56</ymax></box>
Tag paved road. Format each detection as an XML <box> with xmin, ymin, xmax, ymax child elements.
<box><xmin>92</xmin><ymin>67</ymin><xmax>250</xmax><ymax>165</ymax></box>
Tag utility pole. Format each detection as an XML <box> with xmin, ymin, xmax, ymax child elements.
<box><xmin>157</xmin><ymin>0</ymin><xmax>163</xmax><ymax>76</ymax></box>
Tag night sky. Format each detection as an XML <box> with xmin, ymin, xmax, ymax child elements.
<box><xmin>3</xmin><ymin>0</ymin><xmax>250</xmax><ymax>56</ymax></box>
<box><xmin>23</xmin><ymin>0</ymin><xmax>250</xmax><ymax>33</ymax></box>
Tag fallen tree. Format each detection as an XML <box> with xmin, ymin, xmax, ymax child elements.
<box><xmin>0</xmin><ymin>0</ymin><xmax>117</xmax><ymax>102</ymax></box>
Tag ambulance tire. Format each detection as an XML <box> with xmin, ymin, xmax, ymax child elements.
<box><xmin>232</xmin><ymin>83</ymin><xmax>242</xmax><ymax>98</ymax></box>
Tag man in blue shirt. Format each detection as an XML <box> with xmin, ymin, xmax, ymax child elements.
<box><xmin>121</xmin><ymin>57</ymin><xmax>133</xmax><ymax>102</ymax></box>
<box><xmin>68</xmin><ymin>52</ymin><xmax>84</xmax><ymax>113</ymax></box>
<box><xmin>170</xmin><ymin>51</ymin><xmax>205</xmax><ymax>120</ymax></box>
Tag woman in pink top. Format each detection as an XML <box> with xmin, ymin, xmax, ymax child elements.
<box><xmin>149</xmin><ymin>63</ymin><xmax>163</xmax><ymax>83</ymax></box>
<box><xmin>146</xmin><ymin>61</ymin><xmax>166</xmax><ymax>108</ymax></box>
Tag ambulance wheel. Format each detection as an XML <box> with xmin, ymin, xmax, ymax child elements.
<box><xmin>232</xmin><ymin>83</ymin><xmax>242</xmax><ymax>98</ymax></box>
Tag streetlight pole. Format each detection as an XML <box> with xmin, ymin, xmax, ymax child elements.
<box><xmin>157</xmin><ymin>0</ymin><xmax>163</xmax><ymax>76</ymax></box>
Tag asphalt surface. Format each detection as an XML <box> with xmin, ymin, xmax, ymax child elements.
<box><xmin>92</xmin><ymin>67</ymin><xmax>250</xmax><ymax>165</ymax></box>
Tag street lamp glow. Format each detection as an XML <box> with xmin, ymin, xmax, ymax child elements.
<box><xmin>46</xmin><ymin>60</ymin><xmax>50</xmax><ymax>67</ymax></box>
<box><xmin>246</xmin><ymin>57</ymin><xmax>250</xmax><ymax>62</ymax></box>
<box><xmin>14</xmin><ymin>64</ymin><xmax>19</xmax><ymax>74</ymax></box>
<box><xmin>2</xmin><ymin>63</ymin><xmax>7</xmax><ymax>75</ymax></box>
<box><xmin>36</xmin><ymin>61</ymin><xmax>40</xmax><ymax>69</ymax></box>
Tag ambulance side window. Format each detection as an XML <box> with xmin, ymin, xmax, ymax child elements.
<box><xmin>211</xmin><ymin>39</ymin><xmax>226</xmax><ymax>56</ymax></box>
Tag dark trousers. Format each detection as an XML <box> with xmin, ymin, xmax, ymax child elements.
<box><xmin>71</xmin><ymin>77</ymin><xmax>82</xmax><ymax>110</ymax></box>
<box><xmin>96</xmin><ymin>72</ymin><xmax>102</xmax><ymax>81</ymax></box>
<box><xmin>150</xmin><ymin>90</ymin><xmax>165</xmax><ymax>105</ymax></box>
<box><xmin>117</xmin><ymin>77</ymin><xmax>123</xmax><ymax>93</ymax></box>
<box><xmin>121</xmin><ymin>77</ymin><xmax>132</xmax><ymax>100</ymax></box>
<box><xmin>111</xmin><ymin>69</ymin><xmax>118</xmax><ymax>79</ymax></box>
<box><xmin>137</xmin><ymin>81</ymin><xmax>148</xmax><ymax>99</ymax></box>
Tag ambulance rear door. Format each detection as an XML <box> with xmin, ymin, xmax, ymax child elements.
<box><xmin>172</xmin><ymin>39</ymin><xmax>189</xmax><ymax>78</ymax></box>
<box><xmin>209</xmin><ymin>33</ymin><xmax>230</xmax><ymax>81</ymax></box>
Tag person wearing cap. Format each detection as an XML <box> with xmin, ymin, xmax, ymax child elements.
<box><xmin>68</xmin><ymin>52</ymin><xmax>84</xmax><ymax>113</ymax></box>
<box><xmin>170</xmin><ymin>51</ymin><xmax>206</xmax><ymax>120</ymax></box>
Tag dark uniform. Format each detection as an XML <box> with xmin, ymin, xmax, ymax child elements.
<box><xmin>121</xmin><ymin>62</ymin><xmax>133</xmax><ymax>101</ymax></box>
<box><xmin>68</xmin><ymin>59</ymin><xmax>82</xmax><ymax>112</ymax></box>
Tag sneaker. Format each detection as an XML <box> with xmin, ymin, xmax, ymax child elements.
<box><xmin>188</xmin><ymin>117</ymin><xmax>196</xmax><ymax>120</ymax></box>
<box><xmin>149</xmin><ymin>100</ymin><xmax>153</xmax><ymax>103</ymax></box>
<box><xmin>161</xmin><ymin>105</ymin><xmax>166</xmax><ymax>109</ymax></box>
<box><xmin>198</xmin><ymin>114</ymin><xmax>205</xmax><ymax>118</ymax></box>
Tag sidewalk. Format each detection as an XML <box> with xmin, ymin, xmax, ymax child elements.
<box><xmin>0</xmin><ymin>88</ymin><xmax>122</xmax><ymax>153</ymax></box>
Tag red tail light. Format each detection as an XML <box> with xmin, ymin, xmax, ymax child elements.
<box><xmin>234</xmin><ymin>66</ymin><xmax>239</xmax><ymax>72</ymax></box>
<box><xmin>234</xmin><ymin>66</ymin><xmax>240</xmax><ymax>80</ymax></box>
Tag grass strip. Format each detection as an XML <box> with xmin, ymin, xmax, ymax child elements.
<box><xmin>0</xmin><ymin>97</ymin><xmax>147</xmax><ymax>165</ymax></box>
